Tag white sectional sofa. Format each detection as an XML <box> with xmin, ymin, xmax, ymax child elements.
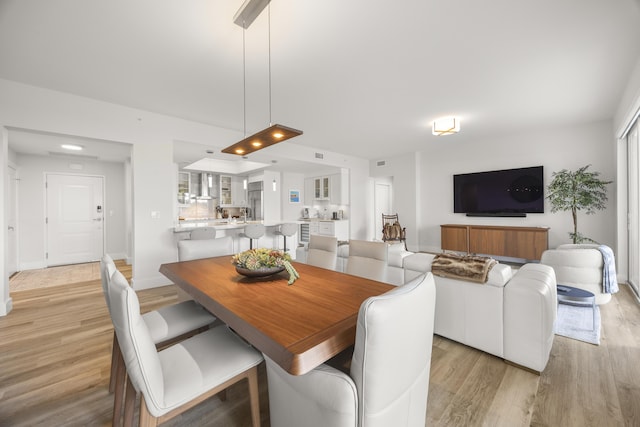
<box><xmin>296</xmin><ymin>242</ymin><xmax>557</xmax><ymax>373</ymax></box>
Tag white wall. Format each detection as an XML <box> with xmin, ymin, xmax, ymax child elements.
<box><xmin>418</xmin><ymin>120</ymin><xmax>617</xmax><ymax>252</ymax></box>
<box><xmin>281</xmin><ymin>172</ymin><xmax>305</xmax><ymax>220</ymax></box>
<box><xmin>0</xmin><ymin>79</ymin><xmax>370</xmax><ymax>298</ymax></box>
<box><xmin>370</xmin><ymin>120</ymin><xmax>618</xmax><ymax>255</ymax></box>
<box><xmin>370</xmin><ymin>153</ymin><xmax>421</xmax><ymax>251</ymax></box>
<box><xmin>14</xmin><ymin>153</ymin><xmax>127</xmax><ymax>269</ymax></box>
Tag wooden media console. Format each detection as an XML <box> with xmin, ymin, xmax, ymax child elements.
<box><xmin>440</xmin><ymin>224</ymin><xmax>549</xmax><ymax>261</ymax></box>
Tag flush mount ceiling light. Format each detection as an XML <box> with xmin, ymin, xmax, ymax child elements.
<box><xmin>432</xmin><ymin>117</ymin><xmax>460</xmax><ymax>136</ymax></box>
<box><xmin>61</xmin><ymin>144</ymin><xmax>83</xmax><ymax>151</ymax></box>
<box><xmin>223</xmin><ymin>1</ymin><xmax>303</xmax><ymax>156</ymax></box>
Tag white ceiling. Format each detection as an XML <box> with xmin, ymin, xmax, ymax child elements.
<box><xmin>1</xmin><ymin>0</ymin><xmax>640</xmax><ymax>164</ymax></box>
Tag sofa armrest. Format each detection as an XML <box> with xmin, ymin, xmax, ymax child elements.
<box><xmin>503</xmin><ymin>263</ymin><xmax>557</xmax><ymax>372</ymax></box>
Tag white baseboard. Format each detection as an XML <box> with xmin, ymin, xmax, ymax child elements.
<box><xmin>19</xmin><ymin>261</ymin><xmax>47</xmax><ymax>271</ymax></box>
<box><xmin>0</xmin><ymin>297</ymin><xmax>13</xmax><ymax>316</ymax></box>
<box><xmin>107</xmin><ymin>252</ymin><xmax>129</xmax><ymax>262</ymax></box>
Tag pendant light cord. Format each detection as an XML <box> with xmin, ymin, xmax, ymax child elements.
<box><xmin>268</xmin><ymin>4</ymin><xmax>272</xmax><ymax>126</ymax></box>
<box><xmin>242</xmin><ymin>22</ymin><xmax>247</xmax><ymax>137</ymax></box>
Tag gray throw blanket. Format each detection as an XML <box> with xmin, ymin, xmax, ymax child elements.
<box><xmin>598</xmin><ymin>245</ymin><xmax>619</xmax><ymax>294</ymax></box>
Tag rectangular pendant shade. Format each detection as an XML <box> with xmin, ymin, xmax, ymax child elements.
<box><xmin>233</xmin><ymin>0</ymin><xmax>271</xmax><ymax>29</ymax></box>
<box><xmin>222</xmin><ymin>124</ymin><xmax>303</xmax><ymax>156</ymax></box>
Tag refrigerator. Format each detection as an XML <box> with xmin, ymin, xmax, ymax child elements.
<box><xmin>247</xmin><ymin>181</ymin><xmax>263</xmax><ymax>220</ymax></box>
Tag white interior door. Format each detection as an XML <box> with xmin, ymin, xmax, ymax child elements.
<box><xmin>628</xmin><ymin>122</ymin><xmax>639</xmax><ymax>294</ymax></box>
<box><xmin>46</xmin><ymin>174</ymin><xmax>104</xmax><ymax>266</ymax></box>
<box><xmin>7</xmin><ymin>165</ymin><xmax>18</xmax><ymax>276</ymax></box>
<box><xmin>374</xmin><ymin>180</ymin><xmax>392</xmax><ymax>240</ymax></box>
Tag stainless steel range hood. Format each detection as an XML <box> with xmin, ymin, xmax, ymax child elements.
<box><xmin>196</xmin><ymin>173</ymin><xmax>218</xmax><ymax>199</ymax></box>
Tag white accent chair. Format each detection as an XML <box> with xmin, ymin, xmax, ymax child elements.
<box><xmin>540</xmin><ymin>243</ymin><xmax>612</xmax><ymax>304</ymax></box>
<box><xmin>178</xmin><ymin>236</ymin><xmax>234</xmax><ymax>261</ymax></box>
<box><xmin>108</xmin><ymin>269</ymin><xmax>264</xmax><ymax>427</ymax></box>
<box><xmin>345</xmin><ymin>239</ymin><xmax>388</xmax><ymax>282</ymax></box>
<box><xmin>275</xmin><ymin>222</ymin><xmax>298</xmax><ymax>253</ymax></box>
<box><xmin>264</xmin><ymin>272</ymin><xmax>436</xmax><ymax>427</ymax></box>
<box><xmin>242</xmin><ymin>223</ymin><xmax>266</xmax><ymax>249</ymax></box>
<box><xmin>306</xmin><ymin>235</ymin><xmax>338</xmax><ymax>270</ymax></box>
<box><xmin>100</xmin><ymin>255</ymin><xmax>217</xmax><ymax>426</ymax></box>
<box><xmin>189</xmin><ymin>227</ymin><xmax>216</xmax><ymax>240</ymax></box>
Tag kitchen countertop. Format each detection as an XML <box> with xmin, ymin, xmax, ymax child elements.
<box><xmin>174</xmin><ymin>219</ymin><xmax>304</xmax><ymax>233</ymax></box>
<box><xmin>298</xmin><ymin>218</ymin><xmax>347</xmax><ymax>222</ymax></box>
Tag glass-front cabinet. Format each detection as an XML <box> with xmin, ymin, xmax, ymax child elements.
<box><xmin>178</xmin><ymin>172</ymin><xmax>191</xmax><ymax>205</ymax></box>
<box><xmin>220</xmin><ymin>175</ymin><xmax>232</xmax><ymax>206</ymax></box>
<box><xmin>314</xmin><ymin>176</ymin><xmax>330</xmax><ymax>200</ymax></box>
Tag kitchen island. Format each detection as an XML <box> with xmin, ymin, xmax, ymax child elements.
<box><xmin>173</xmin><ymin>219</ymin><xmax>302</xmax><ymax>256</ymax></box>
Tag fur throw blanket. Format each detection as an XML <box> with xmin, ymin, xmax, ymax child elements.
<box><xmin>431</xmin><ymin>253</ymin><xmax>497</xmax><ymax>284</ymax></box>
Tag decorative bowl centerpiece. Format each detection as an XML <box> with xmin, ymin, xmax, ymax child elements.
<box><xmin>231</xmin><ymin>248</ymin><xmax>300</xmax><ymax>285</ymax></box>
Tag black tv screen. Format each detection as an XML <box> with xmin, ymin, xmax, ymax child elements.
<box><xmin>453</xmin><ymin>166</ymin><xmax>544</xmax><ymax>216</ymax></box>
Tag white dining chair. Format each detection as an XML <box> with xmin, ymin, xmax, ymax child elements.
<box><xmin>264</xmin><ymin>272</ymin><xmax>436</xmax><ymax>427</ymax></box>
<box><xmin>178</xmin><ymin>235</ymin><xmax>234</xmax><ymax>261</ymax></box>
<box><xmin>100</xmin><ymin>255</ymin><xmax>217</xmax><ymax>426</ymax></box>
<box><xmin>345</xmin><ymin>239</ymin><xmax>388</xmax><ymax>282</ymax></box>
<box><xmin>275</xmin><ymin>222</ymin><xmax>298</xmax><ymax>253</ymax></box>
<box><xmin>108</xmin><ymin>269</ymin><xmax>263</xmax><ymax>427</ymax></box>
<box><xmin>306</xmin><ymin>234</ymin><xmax>338</xmax><ymax>270</ymax></box>
<box><xmin>242</xmin><ymin>223</ymin><xmax>266</xmax><ymax>249</ymax></box>
<box><xmin>189</xmin><ymin>227</ymin><xmax>216</xmax><ymax>240</ymax></box>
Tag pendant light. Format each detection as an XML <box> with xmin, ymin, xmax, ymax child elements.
<box><xmin>223</xmin><ymin>2</ymin><xmax>302</xmax><ymax>156</ymax></box>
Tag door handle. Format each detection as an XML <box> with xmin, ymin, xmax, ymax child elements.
<box><xmin>93</xmin><ymin>218</ymin><xmax>103</xmax><ymax>222</ymax></box>
<box><xmin>8</xmin><ymin>226</ymin><xmax>14</xmax><ymax>231</ymax></box>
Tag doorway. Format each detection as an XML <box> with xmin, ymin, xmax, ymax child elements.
<box><xmin>374</xmin><ymin>178</ymin><xmax>393</xmax><ymax>241</ymax></box>
<box><xmin>45</xmin><ymin>173</ymin><xmax>105</xmax><ymax>266</ymax></box>
<box><xmin>7</xmin><ymin>165</ymin><xmax>18</xmax><ymax>276</ymax></box>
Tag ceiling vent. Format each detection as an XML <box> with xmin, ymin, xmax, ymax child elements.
<box><xmin>377</xmin><ymin>160</ymin><xmax>386</xmax><ymax>167</ymax></box>
<box><xmin>315</xmin><ymin>152</ymin><xmax>324</xmax><ymax>159</ymax></box>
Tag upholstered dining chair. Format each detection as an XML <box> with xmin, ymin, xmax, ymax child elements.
<box><xmin>108</xmin><ymin>269</ymin><xmax>263</xmax><ymax>427</ymax></box>
<box><xmin>264</xmin><ymin>272</ymin><xmax>436</xmax><ymax>427</ymax></box>
<box><xmin>100</xmin><ymin>255</ymin><xmax>217</xmax><ymax>426</ymax></box>
<box><xmin>178</xmin><ymin>235</ymin><xmax>234</xmax><ymax>261</ymax></box>
<box><xmin>346</xmin><ymin>239</ymin><xmax>388</xmax><ymax>282</ymax></box>
<box><xmin>306</xmin><ymin>234</ymin><xmax>338</xmax><ymax>270</ymax></box>
<box><xmin>189</xmin><ymin>227</ymin><xmax>216</xmax><ymax>240</ymax></box>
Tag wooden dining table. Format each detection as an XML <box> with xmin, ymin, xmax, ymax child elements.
<box><xmin>159</xmin><ymin>256</ymin><xmax>394</xmax><ymax>375</ymax></box>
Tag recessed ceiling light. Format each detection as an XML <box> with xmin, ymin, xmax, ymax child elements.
<box><xmin>61</xmin><ymin>144</ymin><xmax>83</xmax><ymax>151</ymax></box>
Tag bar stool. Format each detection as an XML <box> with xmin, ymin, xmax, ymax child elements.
<box><xmin>276</xmin><ymin>223</ymin><xmax>298</xmax><ymax>253</ymax></box>
<box><xmin>243</xmin><ymin>223</ymin><xmax>265</xmax><ymax>249</ymax></box>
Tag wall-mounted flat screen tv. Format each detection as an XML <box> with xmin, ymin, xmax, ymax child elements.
<box><xmin>453</xmin><ymin>166</ymin><xmax>544</xmax><ymax>217</ymax></box>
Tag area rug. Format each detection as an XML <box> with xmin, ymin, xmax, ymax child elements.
<box><xmin>554</xmin><ymin>303</ymin><xmax>601</xmax><ymax>345</ymax></box>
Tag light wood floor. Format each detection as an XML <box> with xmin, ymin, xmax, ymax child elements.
<box><xmin>1</xmin><ymin>263</ymin><xmax>639</xmax><ymax>426</ymax></box>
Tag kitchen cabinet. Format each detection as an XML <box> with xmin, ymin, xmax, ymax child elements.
<box><xmin>231</xmin><ymin>176</ymin><xmax>247</xmax><ymax>206</ymax></box>
<box><xmin>220</xmin><ymin>175</ymin><xmax>232</xmax><ymax>206</ymax></box>
<box><xmin>301</xmin><ymin>220</ymin><xmax>349</xmax><ymax>242</ymax></box>
<box><xmin>314</xmin><ymin>176</ymin><xmax>330</xmax><ymax>200</ymax></box>
<box><xmin>330</xmin><ymin>170</ymin><xmax>349</xmax><ymax>205</ymax></box>
<box><xmin>177</xmin><ymin>172</ymin><xmax>191</xmax><ymax>205</ymax></box>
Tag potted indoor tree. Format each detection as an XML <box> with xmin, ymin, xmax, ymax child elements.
<box><xmin>546</xmin><ymin>164</ymin><xmax>612</xmax><ymax>244</ymax></box>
